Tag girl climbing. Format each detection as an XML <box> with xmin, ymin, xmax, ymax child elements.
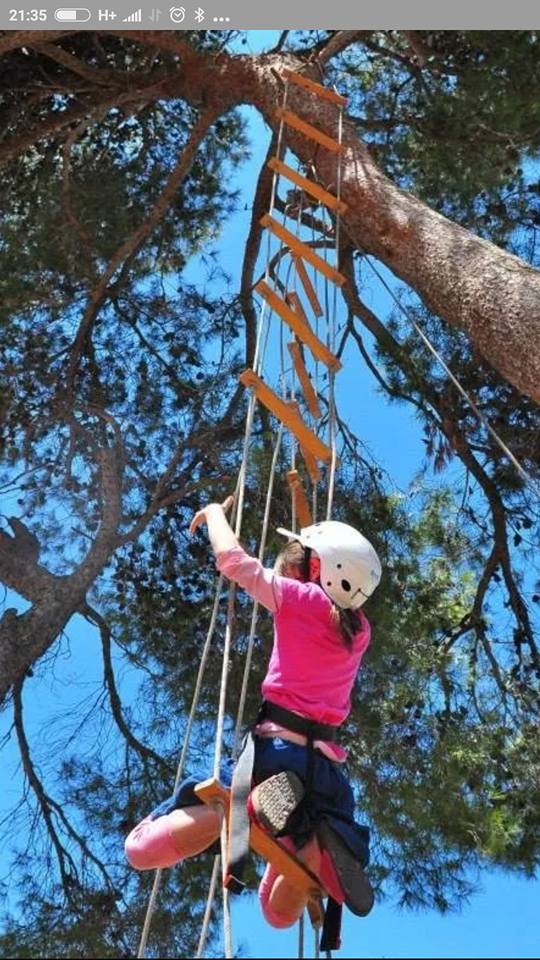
<box><xmin>125</xmin><ymin>495</ymin><xmax>381</xmax><ymax>941</ymax></box>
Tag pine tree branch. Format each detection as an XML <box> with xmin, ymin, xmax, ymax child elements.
<box><xmin>0</xmin><ymin>87</ymin><xmax>141</xmax><ymax>168</ymax></box>
<box><xmin>62</xmin><ymin>115</ymin><xmax>102</xmax><ymax>266</ymax></box>
<box><xmin>13</xmin><ymin>678</ymin><xmax>119</xmax><ymax>897</ymax></box>
<box><xmin>312</xmin><ymin>31</ymin><xmax>372</xmax><ymax>65</ymax></box>
<box><xmin>343</xmin><ymin>312</ymin><xmax>433</xmax><ymax>419</ymax></box>
<box><xmin>81</xmin><ymin>601</ymin><xmax>170</xmax><ymax>771</ymax></box>
<box><xmin>0</xmin><ymin>409</ymin><xmax>124</xmax><ymax>701</ymax></box>
<box><xmin>240</xmin><ymin>130</ymin><xmax>277</xmax><ymax>364</ymax></box>
<box><xmin>64</xmin><ymin>106</ymin><xmax>219</xmax><ymax>395</ymax></box>
<box><xmin>341</xmin><ymin>248</ymin><xmax>534</xmax><ymax>698</ymax></box>
<box><xmin>269</xmin><ymin>31</ymin><xmax>290</xmax><ymax>54</ymax></box>
<box><xmin>13</xmin><ymin>678</ymin><xmax>82</xmax><ymax>896</ymax></box>
<box><xmin>0</xmin><ymin>30</ymin><xmax>73</xmax><ymax>56</ymax></box>
<box><xmin>399</xmin><ymin>31</ymin><xmax>432</xmax><ymax>67</ymax></box>
<box><xmin>34</xmin><ymin>41</ymin><xmax>132</xmax><ymax>87</ymax></box>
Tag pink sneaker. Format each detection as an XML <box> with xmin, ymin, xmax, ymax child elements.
<box><xmin>258</xmin><ymin>836</ymin><xmax>301</xmax><ymax>929</ymax></box>
<box><xmin>317</xmin><ymin>822</ymin><xmax>374</xmax><ymax>917</ymax></box>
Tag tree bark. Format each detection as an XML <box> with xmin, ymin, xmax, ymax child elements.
<box><xmin>0</xmin><ymin>535</ymin><xmax>118</xmax><ymax>703</ymax></box>
<box><xmin>0</xmin><ymin>436</ymin><xmax>123</xmax><ymax>702</ymax></box>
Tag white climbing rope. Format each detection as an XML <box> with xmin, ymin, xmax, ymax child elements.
<box><xmin>325</xmin><ymin>103</ymin><xmax>344</xmax><ymax>521</ymax></box>
<box><xmin>364</xmin><ymin>255</ymin><xmax>540</xmax><ymax>500</ymax></box>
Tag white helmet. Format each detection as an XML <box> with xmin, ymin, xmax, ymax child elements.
<box><xmin>277</xmin><ymin>520</ymin><xmax>381</xmax><ymax>610</ymax></box>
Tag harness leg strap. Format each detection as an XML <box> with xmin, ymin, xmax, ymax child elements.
<box><xmin>225</xmin><ymin>730</ymin><xmax>255</xmax><ymax>892</ymax></box>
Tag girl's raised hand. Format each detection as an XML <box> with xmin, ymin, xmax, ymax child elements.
<box><xmin>189</xmin><ymin>495</ymin><xmax>235</xmax><ymax>535</ymax></box>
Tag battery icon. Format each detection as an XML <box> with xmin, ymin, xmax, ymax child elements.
<box><xmin>54</xmin><ymin>8</ymin><xmax>92</xmax><ymax>20</ymax></box>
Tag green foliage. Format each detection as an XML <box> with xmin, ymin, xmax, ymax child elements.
<box><xmin>333</xmin><ymin>31</ymin><xmax>540</xmax><ymax>244</ymax></box>
<box><xmin>0</xmin><ymin>28</ymin><xmax>539</xmax><ymax>959</ymax></box>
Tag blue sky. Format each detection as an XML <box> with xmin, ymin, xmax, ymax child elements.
<box><xmin>1</xmin><ymin>28</ymin><xmax>539</xmax><ymax>960</ymax></box>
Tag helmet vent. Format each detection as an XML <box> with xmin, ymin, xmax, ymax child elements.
<box><xmin>341</xmin><ymin>579</ymin><xmax>351</xmax><ymax>592</ymax></box>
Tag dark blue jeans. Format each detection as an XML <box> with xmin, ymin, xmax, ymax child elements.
<box><xmin>253</xmin><ymin>735</ymin><xmax>370</xmax><ymax>865</ymax></box>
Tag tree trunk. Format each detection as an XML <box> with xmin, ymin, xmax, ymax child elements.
<box><xmin>0</xmin><ymin>534</ymin><xmax>119</xmax><ymax>703</ymax></box>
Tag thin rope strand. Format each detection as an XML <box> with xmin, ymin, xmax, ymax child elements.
<box><xmin>136</xmin><ymin>868</ymin><xmax>164</xmax><ymax>960</ymax></box>
<box><xmin>195</xmin><ymin>856</ymin><xmax>221</xmax><ymax>959</ymax></box>
<box><xmin>297</xmin><ymin>911</ymin><xmax>305</xmax><ymax>959</ymax></box>
<box><xmin>221</xmin><ymin>847</ymin><xmax>234</xmax><ymax>958</ymax></box>
<box><xmin>364</xmin><ymin>255</ymin><xmax>540</xmax><ymax>498</ymax></box>
<box><xmin>325</xmin><ymin>105</ymin><xmax>344</xmax><ymax>519</ymax></box>
<box><xmin>233</xmin><ymin>424</ymin><xmax>284</xmax><ymax>755</ymax></box>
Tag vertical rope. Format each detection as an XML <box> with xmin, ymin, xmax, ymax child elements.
<box><xmin>195</xmin><ymin>856</ymin><xmax>221</xmax><ymax>959</ymax></box>
<box><xmin>220</xmin><ymin>853</ymin><xmax>234</xmax><ymax>959</ymax></box>
<box><xmin>233</xmin><ymin>423</ymin><xmax>284</xmax><ymax>755</ymax></box>
<box><xmin>297</xmin><ymin>911</ymin><xmax>305</xmax><ymax>958</ymax></box>
<box><xmin>213</xmin><ymin>588</ymin><xmax>235</xmax><ymax>778</ymax></box>
<box><xmin>325</xmin><ymin>104</ymin><xmax>344</xmax><ymax>520</ymax></box>
<box><xmin>137</xmin><ymin>868</ymin><xmax>164</xmax><ymax>960</ymax></box>
<box><xmin>363</xmin><ymin>254</ymin><xmax>540</xmax><ymax>498</ymax></box>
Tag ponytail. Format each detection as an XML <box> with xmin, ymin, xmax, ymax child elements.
<box><xmin>330</xmin><ymin>605</ymin><xmax>361</xmax><ymax>652</ymax></box>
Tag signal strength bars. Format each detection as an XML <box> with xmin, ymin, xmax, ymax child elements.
<box><xmin>123</xmin><ymin>7</ymin><xmax>142</xmax><ymax>20</ymax></box>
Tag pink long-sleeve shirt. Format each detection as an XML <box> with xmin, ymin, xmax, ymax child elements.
<box><xmin>216</xmin><ymin>546</ymin><xmax>371</xmax><ymax>762</ymax></box>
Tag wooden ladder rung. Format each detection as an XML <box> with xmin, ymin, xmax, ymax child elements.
<box><xmin>250</xmin><ymin>821</ymin><xmax>324</xmax><ymax>902</ymax></box>
<box><xmin>282</xmin><ymin>68</ymin><xmax>348</xmax><ymax>107</ymax></box>
<box><xmin>194</xmin><ymin>777</ymin><xmax>231</xmax><ymax>811</ymax></box>
<box><xmin>301</xmin><ymin>445</ymin><xmax>322</xmax><ymax>484</ymax></box>
<box><xmin>239</xmin><ymin>369</ymin><xmax>332</xmax><ymax>464</ymax></box>
<box><xmin>195</xmin><ymin>777</ymin><xmax>325</xmax><ymax>920</ymax></box>
<box><xmin>287</xmin><ymin>469</ymin><xmax>313</xmax><ymax>529</ymax></box>
<box><xmin>260</xmin><ymin>214</ymin><xmax>346</xmax><ymax>288</ymax></box>
<box><xmin>288</xmin><ymin>400</ymin><xmax>323</xmax><ymax>483</ymax></box>
<box><xmin>285</xmin><ymin>290</ymin><xmax>309</xmax><ymax>325</ymax></box>
<box><xmin>268</xmin><ymin>156</ymin><xmax>347</xmax><ymax>215</ymax></box>
<box><xmin>276</xmin><ymin>107</ymin><xmax>344</xmax><ymax>154</ymax></box>
<box><xmin>293</xmin><ymin>256</ymin><xmax>323</xmax><ymax>318</ymax></box>
<box><xmin>288</xmin><ymin>339</ymin><xmax>322</xmax><ymax>420</ymax></box>
<box><xmin>256</xmin><ymin>279</ymin><xmax>341</xmax><ymax>372</ymax></box>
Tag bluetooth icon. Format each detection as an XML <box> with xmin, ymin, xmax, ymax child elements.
<box><xmin>194</xmin><ymin>6</ymin><xmax>204</xmax><ymax>21</ymax></box>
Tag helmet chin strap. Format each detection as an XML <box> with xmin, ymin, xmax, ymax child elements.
<box><xmin>303</xmin><ymin>545</ymin><xmax>312</xmax><ymax>583</ymax></box>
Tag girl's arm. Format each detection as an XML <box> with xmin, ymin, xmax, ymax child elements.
<box><xmin>189</xmin><ymin>495</ymin><xmax>237</xmax><ymax>554</ymax></box>
<box><xmin>189</xmin><ymin>496</ymin><xmax>281</xmax><ymax>612</ymax></box>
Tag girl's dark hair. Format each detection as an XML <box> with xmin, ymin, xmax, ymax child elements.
<box><xmin>275</xmin><ymin>541</ymin><xmax>360</xmax><ymax>651</ymax></box>
<box><xmin>329</xmin><ymin>605</ymin><xmax>362</xmax><ymax>652</ymax></box>
<box><xmin>274</xmin><ymin>540</ymin><xmax>309</xmax><ymax>580</ymax></box>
